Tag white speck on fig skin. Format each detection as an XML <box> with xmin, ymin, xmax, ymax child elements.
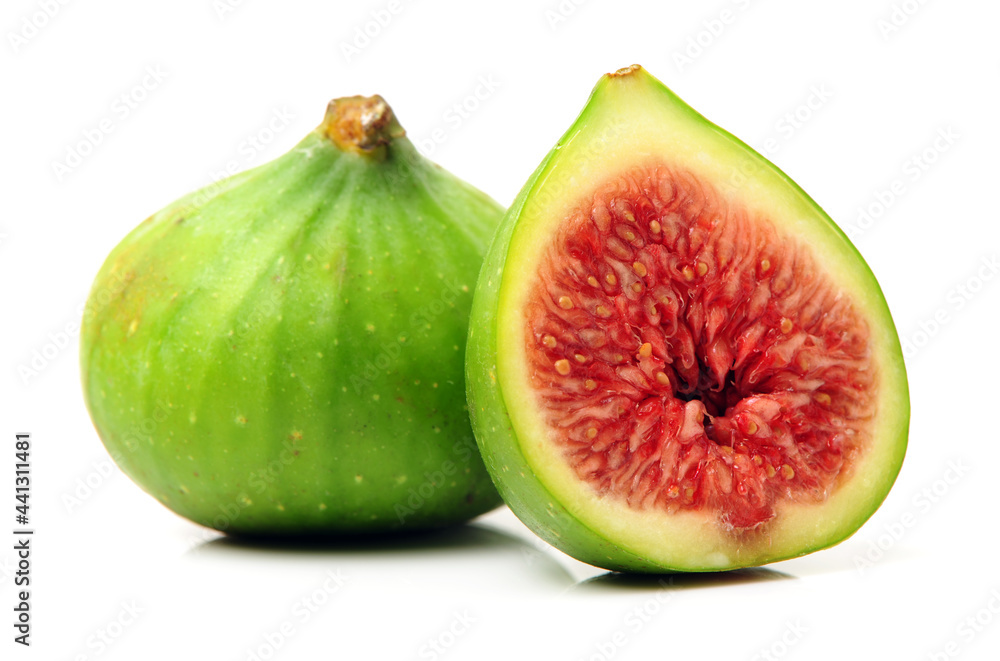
<box><xmin>705</xmin><ymin>552</ymin><xmax>730</xmax><ymax>568</ymax></box>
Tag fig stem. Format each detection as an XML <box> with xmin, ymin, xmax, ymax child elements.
<box><xmin>321</xmin><ymin>95</ymin><xmax>405</xmax><ymax>156</ymax></box>
<box><xmin>610</xmin><ymin>64</ymin><xmax>643</xmax><ymax>77</ymax></box>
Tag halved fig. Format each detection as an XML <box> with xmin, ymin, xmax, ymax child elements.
<box><xmin>466</xmin><ymin>65</ymin><xmax>909</xmax><ymax>572</ymax></box>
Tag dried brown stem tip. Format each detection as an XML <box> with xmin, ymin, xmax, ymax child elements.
<box><xmin>322</xmin><ymin>95</ymin><xmax>405</xmax><ymax>155</ymax></box>
<box><xmin>610</xmin><ymin>64</ymin><xmax>643</xmax><ymax>77</ymax></box>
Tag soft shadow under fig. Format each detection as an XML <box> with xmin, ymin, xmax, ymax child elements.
<box><xmin>191</xmin><ymin>522</ymin><xmax>576</xmax><ymax>587</ymax></box>
<box><xmin>197</xmin><ymin>523</ymin><xmax>515</xmax><ymax>555</ymax></box>
<box><xmin>574</xmin><ymin>566</ymin><xmax>796</xmax><ymax>592</ymax></box>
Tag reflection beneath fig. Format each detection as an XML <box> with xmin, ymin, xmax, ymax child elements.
<box><xmin>199</xmin><ymin>523</ymin><xmax>507</xmax><ymax>554</ymax></box>
<box><xmin>575</xmin><ymin>566</ymin><xmax>795</xmax><ymax>592</ymax></box>
<box><xmin>190</xmin><ymin>522</ymin><xmax>576</xmax><ymax>588</ymax></box>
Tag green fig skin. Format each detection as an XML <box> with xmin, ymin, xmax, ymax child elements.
<box><xmin>81</xmin><ymin>97</ymin><xmax>504</xmax><ymax>535</ymax></box>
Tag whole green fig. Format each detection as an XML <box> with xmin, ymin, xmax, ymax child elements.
<box><xmin>81</xmin><ymin>95</ymin><xmax>504</xmax><ymax>535</ymax></box>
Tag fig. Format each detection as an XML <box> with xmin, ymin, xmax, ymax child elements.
<box><xmin>81</xmin><ymin>95</ymin><xmax>504</xmax><ymax>535</ymax></box>
<box><xmin>467</xmin><ymin>65</ymin><xmax>909</xmax><ymax>572</ymax></box>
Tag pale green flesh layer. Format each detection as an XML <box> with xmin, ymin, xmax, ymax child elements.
<box><xmin>82</xmin><ymin>128</ymin><xmax>504</xmax><ymax>533</ymax></box>
<box><xmin>467</xmin><ymin>67</ymin><xmax>909</xmax><ymax>572</ymax></box>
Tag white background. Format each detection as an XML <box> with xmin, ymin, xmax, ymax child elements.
<box><xmin>2</xmin><ymin>0</ymin><xmax>999</xmax><ymax>659</ymax></box>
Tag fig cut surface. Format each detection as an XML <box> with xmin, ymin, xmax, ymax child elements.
<box><xmin>466</xmin><ymin>65</ymin><xmax>909</xmax><ymax>572</ymax></box>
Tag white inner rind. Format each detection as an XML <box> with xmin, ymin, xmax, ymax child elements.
<box><xmin>496</xmin><ymin>72</ymin><xmax>908</xmax><ymax>569</ymax></box>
